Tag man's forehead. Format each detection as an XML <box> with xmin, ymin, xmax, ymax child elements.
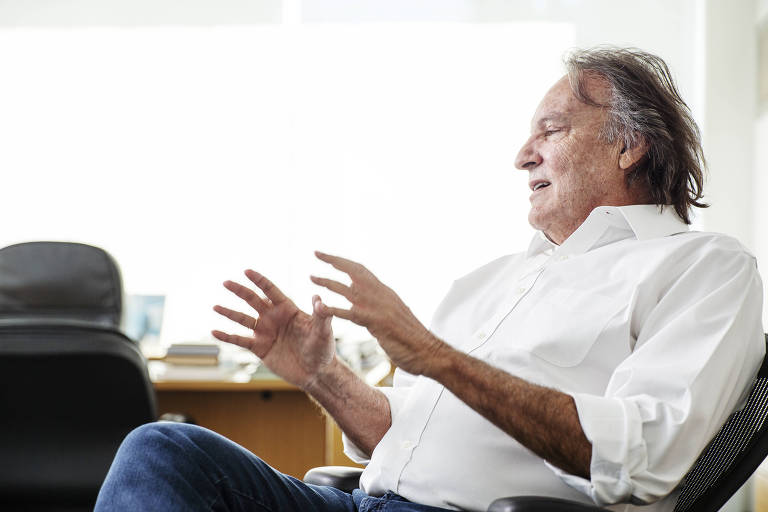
<box><xmin>530</xmin><ymin>88</ymin><xmax>579</xmax><ymax>129</ymax></box>
<box><xmin>530</xmin><ymin>74</ymin><xmax>609</xmax><ymax>128</ymax></box>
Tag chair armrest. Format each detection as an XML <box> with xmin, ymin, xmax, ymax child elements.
<box><xmin>158</xmin><ymin>412</ymin><xmax>196</xmax><ymax>424</ymax></box>
<box><xmin>302</xmin><ymin>467</ymin><xmax>609</xmax><ymax>511</ymax></box>
<box><xmin>488</xmin><ymin>496</ymin><xmax>609</xmax><ymax>512</ymax></box>
<box><xmin>303</xmin><ymin>466</ymin><xmax>364</xmax><ymax>493</ymax></box>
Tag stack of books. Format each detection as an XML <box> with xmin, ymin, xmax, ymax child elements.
<box><xmin>163</xmin><ymin>343</ymin><xmax>220</xmax><ymax>366</ymax></box>
<box><xmin>147</xmin><ymin>342</ymin><xmax>261</xmax><ymax>382</ymax></box>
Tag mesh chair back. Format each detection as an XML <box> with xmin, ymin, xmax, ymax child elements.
<box><xmin>674</xmin><ymin>334</ymin><xmax>768</xmax><ymax>512</ymax></box>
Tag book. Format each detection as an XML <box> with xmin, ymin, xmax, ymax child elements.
<box><xmin>163</xmin><ymin>354</ymin><xmax>219</xmax><ymax>366</ymax></box>
<box><xmin>163</xmin><ymin>343</ymin><xmax>220</xmax><ymax>366</ymax></box>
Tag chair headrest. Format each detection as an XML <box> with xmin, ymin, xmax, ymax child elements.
<box><xmin>0</xmin><ymin>242</ymin><xmax>123</xmax><ymax>328</ymax></box>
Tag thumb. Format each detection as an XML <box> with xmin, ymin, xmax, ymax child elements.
<box><xmin>312</xmin><ymin>295</ymin><xmax>333</xmax><ymax>321</ymax></box>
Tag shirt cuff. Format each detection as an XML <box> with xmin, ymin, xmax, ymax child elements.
<box><xmin>341</xmin><ymin>432</ymin><xmax>373</xmax><ymax>464</ymax></box>
<box><xmin>341</xmin><ymin>386</ymin><xmax>413</xmax><ymax>465</ymax></box>
<box><xmin>553</xmin><ymin>392</ymin><xmax>647</xmax><ymax>506</ymax></box>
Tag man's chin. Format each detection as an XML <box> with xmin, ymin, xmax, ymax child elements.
<box><xmin>528</xmin><ymin>211</ymin><xmax>546</xmax><ymax>233</ymax></box>
<box><xmin>528</xmin><ymin>212</ymin><xmax>564</xmax><ymax>244</ymax></box>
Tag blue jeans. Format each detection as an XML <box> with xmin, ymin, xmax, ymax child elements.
<box><xmin>95</xmin><ymin>422</ymin><xmax>454</xmax><ymax>511</ymax></box>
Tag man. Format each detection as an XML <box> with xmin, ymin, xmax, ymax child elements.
<box><xmin>95</xmin><ymin>47</ymin><xmax>764</xmax><ymax>511</ymax></box>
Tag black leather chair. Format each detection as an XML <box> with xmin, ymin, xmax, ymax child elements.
<box><xmin>305</xmin><ymin>334</ymin><xmax>768</xmax><ymax>511</ymax></box>
<box><xmin>0</xmin><ymin>242</ymin><xmax>156</xmax><ymax>511</ymax></box>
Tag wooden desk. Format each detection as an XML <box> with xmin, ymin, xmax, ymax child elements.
<box><xmin>755</xmin><ymin>460</ymin><xmax>768</xmax><ymax>510</ymax></box>
<box><xmin>153</xmin><ymin>374</ymin><xmax>364</xmax><ymax>479</ymax></box>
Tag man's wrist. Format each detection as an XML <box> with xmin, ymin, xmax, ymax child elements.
<box><xmin>302</xmin><ymin>355</ymin><xmax>344</xmax><ymax>395</ymax></box>
<box><xmin>420</xmin><ymin>333</ymin><xmax>458</xmax><ymax>380</ymax></box>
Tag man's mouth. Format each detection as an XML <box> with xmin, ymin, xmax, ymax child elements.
<box><xmin>530</xmin><ymin>180</ymin><xmax>551</xmax><ymax>192</ymax></box>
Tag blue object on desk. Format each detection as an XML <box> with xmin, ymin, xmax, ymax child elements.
<box><xmin>124</xmin><ymin>294</ymin><xmax>165</xmax><ymax>342</ymax></box>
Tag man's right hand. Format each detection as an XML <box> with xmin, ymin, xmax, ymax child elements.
<box><xmin>211</xmin><ymin>270</ymin><xmax>336</xmax><ymax>390</ymax></box>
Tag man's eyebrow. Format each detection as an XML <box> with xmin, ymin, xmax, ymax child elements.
<box><xmin>536</xmin><ymin>114</ymin><xmax>569</xmax><ymax>127</ymax></box>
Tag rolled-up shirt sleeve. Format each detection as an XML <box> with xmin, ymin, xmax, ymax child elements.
<box><xmin>556</xmin><ymin>244</ymin><xmax>764</xmax><ymax>506</ymax></box>
<box><xmin>342</xmin><ymin>369</ymin><xmax>416</xmax><ymax>464</ymax></box>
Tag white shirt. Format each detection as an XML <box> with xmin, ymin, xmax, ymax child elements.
<box><xmin>343</xmin><ymin>205</ymin><xmax>765</xmax><ymax>511</ymax></box>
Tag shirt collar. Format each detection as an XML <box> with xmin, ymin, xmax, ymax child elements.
<box><xmin>616</xmin><ymin>204</ymin><xmax>689</xmax><ymax>240</ymax></box>
<box><xmin>526</xmin><ymin>204</ymin><xmax>689</xmax><ymax>258</ymax></box>
<box><xmin>526</xmin><ymin>231</ymin><xmax>558</xmax><ymax>258</ymax></box>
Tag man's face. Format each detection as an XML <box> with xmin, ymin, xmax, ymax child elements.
<box><xmin>515</xmin><ymin>75</ymin><xmax>636</xmax><ymax>244</ymax></box>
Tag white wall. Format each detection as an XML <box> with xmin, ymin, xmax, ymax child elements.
<box><xmin>756</xmin><ymin>0</ymin><xmax>768</xmax><ymax>333</ymax></box>
<box><xmin>760</xmin><ymin>0</ymin><xmax>768</xmax><ymax>21</ymax></box>
<box><xmin>700</xmin><ymin>0</ymin><xmax>757</xmax><ymax>250</ymax></box>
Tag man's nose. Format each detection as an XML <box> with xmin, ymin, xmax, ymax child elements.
<box><xmin>515</xmin><ymin>137</ymin><xmax>541</xmax><ymax>170</ymax></box>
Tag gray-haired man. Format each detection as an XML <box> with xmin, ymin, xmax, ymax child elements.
<box><xmin>96</xmin><ymin>47</ymin><xmax>764</xmax><ymax>512</ymax></box>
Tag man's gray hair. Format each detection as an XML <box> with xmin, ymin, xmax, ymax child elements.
<box><xmin>564</xmin><ymin>47</ymin><xmax>707</xmax><ymax>224</ymax></box>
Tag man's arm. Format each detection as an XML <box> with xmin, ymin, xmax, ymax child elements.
<box><xmin>426</xmin><ymin>341</ymin><xmax>591</xmax><ymax>478</ymax></box>
<box><xmin>305</xmin><ymin>356</ymin><xmax>392</xmax><ymax>457</ymax></box>
<box><xmin>312</xmin><ymin>252</ymin><xmax>592</xmax><ymax>477</ymax></box>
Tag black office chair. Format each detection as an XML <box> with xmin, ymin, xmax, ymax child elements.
<box><xmin>0</xmin><ymin>242</ymin><xmax>156</xmax><ymax>511</ymax></box>
<box><xmin>305</xmin><ymin>334</ymin><xmax>768</xmax><ymax>511</ymax></box>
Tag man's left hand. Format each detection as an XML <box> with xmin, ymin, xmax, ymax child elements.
<box><xmin>311</xmin><ymin>251</ymin><xmax>446</xmax><ymax>376</ymax></box>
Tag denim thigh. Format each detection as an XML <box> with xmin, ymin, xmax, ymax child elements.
<box><xmin>95</xmin><ymin>422</ymin><xmax>357</xmax><ymax>512</ymax></box>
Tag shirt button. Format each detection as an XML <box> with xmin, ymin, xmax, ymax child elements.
<box><xmin>401</xmin><ymin>440</ymin><xmax>414</xmax><ymax>450</ymax></box>
<box><xmin>477</xmin><ymin>331</ymin><xmax>487</xmax><ymax>340</ymax></box>
<box><xmin>517</xmin><ymin>287</ymin><xmax>526</xmax><ymax>294</ymax></box>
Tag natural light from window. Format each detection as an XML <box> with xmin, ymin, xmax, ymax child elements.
<box><xmin>0</xmin><ymin>23</ymin><xmax>574</xmax><ymax>343</ymax></box>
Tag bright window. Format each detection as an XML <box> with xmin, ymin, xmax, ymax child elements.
<box><xmin>0</xmin><ymin>23</ymin><xmax>573</xmax><ymax>342</ymax></box>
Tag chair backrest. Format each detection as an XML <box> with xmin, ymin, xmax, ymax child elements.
<box><xmin>0</xmin><ymin>242</ymin><xmax>156</xmax><ymax>509</ymax></box>
<box><xmin>0</xmin><ymin>241</ymin><xmax>123</xmax><ymax>328</ymax></box>
<box><xmin>673</xmin><ymin>334</ymin><xmax>768</xmax><ymax>512</ymax></box>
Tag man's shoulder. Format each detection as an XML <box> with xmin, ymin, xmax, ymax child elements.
<box><xmin>660</xmin><ymin>230</ymin><xmax>756</xmax><ymax>261</ymax></box>
<box><xmin>630</xmin><ymin>231</ymin><xmax>759</xmax><ymax>290</ymax></box>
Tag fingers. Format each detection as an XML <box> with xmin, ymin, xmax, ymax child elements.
<box><xmin>312</xmin><ymin>295</ymin><xmax>330</xmax><ymax>318</ymax></box>
<box><xmin>223</xmin><ymin>280</ymin><xmax>269</xmax><ymax>314</ymax></box>
<box><xmin>213</xmin><ymin>305</ymin><xmax>258</xmax><ymax>331</ymax></box>
<box><xmin>310</xmin><ymin>294</ymin><xmax>355</xmax><ymax>323</ymax></box>
<box><xmin>211</xmin><ymin>329</ymin><xmax>269</xmax><ymax>358</ymax></box>
<box><xmin>309</xmin><ymin>275</ymin><xmax>352</xmax><ymax>300</ymax></box>
<box><xmin>323</xmin><ymin>305</ymin><xmax>357</xmax><ymax>323</ymax></box>
<box><xmin>245</xmin><ymin>270</ymin><xmax>289</xmax><ymax>304</ymax></box>
<box><xmin>315</xmin><ymin>251</ymin><xmax>370</xmax><ymax>279</ymax></box>
<box><xmin>211</xmin><ymin>330</ymin><xmax>253</xmax><ymax>350</ymax></box>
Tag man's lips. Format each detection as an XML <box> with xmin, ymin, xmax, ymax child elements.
<box><xmin>529</xmin><ymin>179</ymin><xmax>551</xmax><ymax>192</ymax></box>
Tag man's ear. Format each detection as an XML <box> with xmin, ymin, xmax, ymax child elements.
<box><xmin>618</xmin><ymin>137</ymin><xmax>649</xmax><ymax>170</ymax></box>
